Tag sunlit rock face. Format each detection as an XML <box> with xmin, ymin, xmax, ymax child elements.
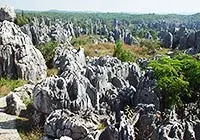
<box><xmin>0</xmin><ymin>8</ymin><xmax>47</xmax><ymax>81</ymax></box>
<box><xmin>0</xmin><ymin>5</ymin><xmax>16</xmax><ymax>22</ymax></box>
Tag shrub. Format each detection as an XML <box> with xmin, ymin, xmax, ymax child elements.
<box><xmin>149</xmin><ymin>54</ymin><xmax>200</xmax><ymax>108</ymax></box>
<box><xmin>113</xmin><ymin>40</ymin><xmax>133</xmax><ymax>62</ymax></box>
<box><xmin>39</xmin><ymin>41</ymin><xmax>59</xmax><ymax>68</ymax></box>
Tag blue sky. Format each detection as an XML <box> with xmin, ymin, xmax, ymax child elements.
<box><xmin>0</xmin><ymin>0</ymin><xmax>200</xmax><ymax>14</ymax></box>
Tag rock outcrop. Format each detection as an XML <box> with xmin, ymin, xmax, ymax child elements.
<box><xmin>0</xmin><ymin>6</ymin><xmax>16</xmax><ymax>22</ymax></box>
<box><xmin>0</xmin><ymin>7</ymin><xmax>197</xmax><ymax>140</ymax></box>
<box><xmin>0</xmin><ymin>20</ymin><xmax>47</xmax><ymax>81</ymax></box>
<box><xmin>44</xmin><ymin>109</ymin><xmax>102</xmax><ymax>140</ymax></box>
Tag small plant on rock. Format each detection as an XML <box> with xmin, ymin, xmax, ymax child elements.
<box><xmin>113</xmin><ymin>40</ymin><xmax>133</xmax><ymax>62</ymax></box>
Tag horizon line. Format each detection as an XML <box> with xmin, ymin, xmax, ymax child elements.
<box><xmin>15</xmin><ymin>8</ymin><xmax>200</xmax><ymax>16</ymax></box>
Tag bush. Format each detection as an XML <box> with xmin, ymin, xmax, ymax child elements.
<box><xmin>149</xmin><ymin>54</ymin><xmax>200</xmax><ymax>108</ymax></box>
<box><xmin>39</xmin><ymin>41</ymin><xmax>59</xmax><ymax>68</ymax></box>
<box><xmin>113</xmin><ymin>40</ymin><xmax>133</xmax><ymax>62</ymax></box>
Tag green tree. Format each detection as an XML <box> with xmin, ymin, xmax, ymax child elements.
<box><xmin>15</xmin><ymin>13</ymin><xmax>30</xmax><ymax>27</ymax></box>
<box><xmin>39</xmin><ymin>41</ymin><xmax>59</xmax><ymax>68</ymax></box>
<box><xmin>149</xmin><ymin>54</ymin><xmax>200</xmax><ymax>108</ymax></box>
<box><xmin>113</xmin><ymin>40</ymin><xmax>133</xmax><ymax>62</ymax></box>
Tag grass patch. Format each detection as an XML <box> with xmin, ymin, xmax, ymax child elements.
<box><xmin>71</xmin><ymin>35</ymin><xmax>94</xmax><ymax>46</ymax></box>
<box><xmin>16</xmin><ymin>104</ymin><xmax>44</xmax><ymax>140</ymax></box>
<box><xmin>72</xmin><ymin>35</ymin><xmax>170</xmax><ymax>62</ymax></box>
<box><xmin>47</xmin><ymin>68</ymin><xmax>58</xmax><ymax>77</ymax></box>
<box><xmin>72</xmin><ymin>35</ymin><xmax>114</xmax><ymax>57</ymax></box>
<box><xmin>0</xmin><ymin>78</ymin><xmax>26</xmax><ymax>97</ymax></box>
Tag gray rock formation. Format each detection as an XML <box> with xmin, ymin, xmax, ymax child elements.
<box><xmin>86</xmin><ymin>56</ymin><xmax>141</xmax><ymax>88</ymax></box>
<box><xmin>5</xmin><ymin>93</ymin><xmax>26</xmax><ymax>115</ymax></box>
<box><xmin>195</xmin><ymin>31</ymin><xmax>200</xmax><ymax>53</ymax></box>
<box><xmin>135</xmin><ymin>69</ymin><xmax>160</xmax><ymax>109</ymax></box>
<box><xmin>54</xmin><ymin>45</ymin><xmax>86</xmax><ymax>74</ymax></box>
<box><xmin>159</xmin><ymin>31</ymin><xmax>173</xmax><ymax>48</ymax></box>
<box><xmin>44</xmin><ymin>109</ymin><xmax>106</xmax><ymax>140</ymax></box>
<box><xmin>151</xmin><ymin>106</ymin><xmax>200</xmax><ymax>140</ymax></box>
<box><xmin>33</xmin><ymin>73</ymin><xmax>96</xmax><ymax>124</ymax></box>
<box><xmin>0</xmin><ymin>6</ymin><xmax>16</xmax><ymax>22</ymax></box>
<box><xmin>33</xmin><ymin>76</ymin><xmax>70</xmax><ymax>115</ymax></box>
<box><xmin>20</xmin><ymin>24</ymin><xmax>33</xmax><ymax>41</ymax></box>
<box><xmin>179</xmin><ymin>35</ymin><xmax>189</xmax><ymax>50</ymax></box>
<box><xmin>187</xmin><ymin>31</ymin><xmax>196</xmax><ymax>48</ymax></box>
<box><xmin>136</xmin><ymin>104</ymin><xmax>160</xmax><ymax>140</ymax></box>
<box><xmin>99</xmin><ymin>106</ymin><xmax>140</xmax><ymax>140</ymax></box>
<box><xmin>124</xmin><ymin>32</ymin><xmax>139</xmax><ymax>45</ymax></box>
<box><xmin>99</xmin><ymin>126</ymin><xmax>118</xmax><ymax>140</ymax></box>
<box><xmin>0</xmin><ymin>20</ymin><xmax>47</xmax><ymax>81</ymax></box>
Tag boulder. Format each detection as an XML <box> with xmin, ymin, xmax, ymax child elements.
<box><xmin>5</xmin><ymin>93</ymin><xmax>26</xmax><ymax>115</ymax></box>
<box><xmin>4</xmin><ymin>84</ymin><xmax>34</xmax><ymax>115</ymax></box>
<box><xmin>86</xmin><ymin>56</ymin><xmax>141</xmax><ymax>88</ymax></box>
<box><xmin>33</xmin><ymin>76</ymin><xmax>70</xmax><ymax>115</ymax></box>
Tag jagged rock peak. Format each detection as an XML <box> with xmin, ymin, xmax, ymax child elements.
<box><xmin>0</xmin><ymin>20</ymin><xmax>47</xmax><ymax>81</ymax></box>
<box><xmin>0</xmin><ymin>5</ymin><xmax>16</xmax><ymax>22</ymax></box>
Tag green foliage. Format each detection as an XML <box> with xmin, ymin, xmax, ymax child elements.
<box><xmin>124</xmin><ymin>105</ymin><xmax>134</xmax><ymax>120</ymax></box>
<box><xmin>149</xmin><ymin>30</ymin><xmax>158</xmax><ymax>40</ymax></box>
<box><xmin>139</xmin><ymin>39</ymin><xmax>161</xmax><ymax>51</ymax></box>
<box><xmin>97</xmin><ymin>123</ymin><xmax>106</xmax><ymax>130</ymax></box>
<box><xmin>0</xmin><ymin>78</ymin><xmax>26</xmax><ymax>97</ymax></box>
<box><xmin>149</xmin><ymin>54</ymin><xmax>200</xmax><ymax>108</ymax></box>
<box><xmin>71</xmin><ymin>35</ymin><xmax>93</xmax><ymax>47</ymax></box>
<box><xmin>113</xmin><ymin>40</ymin><xmax>133</xmax><ymax>62</ymax></box>
<box><xmin>15</xmin><ymin>14</ymin><xmax>29</xmax><ymax>26</ymax></box>
<box><xmin>22</xmin><ymin>97</ymin><xmax>33</xmax><ymax>107</ymax></box>
<box><xmin>137</xmin><ymin>29</ymin><xmax>146</xmax><ymax>38</ymax></box>
<box><xmin>38</xmin><ymin>41</ymin><xmax>59</xmax><ymax>68</ymax></box>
